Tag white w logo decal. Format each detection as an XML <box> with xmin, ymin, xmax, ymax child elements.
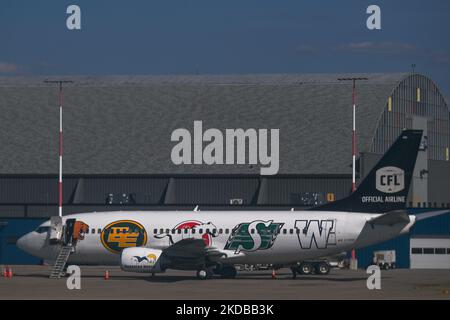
<box><xmin>294</xmin><ymin>220</ymin><xmax>336</xmax><ymax>249</ymax></box>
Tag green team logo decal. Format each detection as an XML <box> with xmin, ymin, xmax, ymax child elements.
<box><xmin>224</xmin><ymin>220</ymin><xmax>283</xmax><ymax>253</ymax></box>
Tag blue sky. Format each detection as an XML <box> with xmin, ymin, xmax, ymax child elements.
<box><xmin>1</xmin><ymin>0</ymin><xmax>449</xmax><ymax>98</ymax></box>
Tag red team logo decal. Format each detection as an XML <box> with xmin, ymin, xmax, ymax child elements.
<box><xmin>155</xmin><ymin>220</ymin><xmax>218</xmax><ymax>246</ymax></box>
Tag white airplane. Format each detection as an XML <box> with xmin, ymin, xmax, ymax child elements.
<box><xmin>17</xmin><ymin>130</ymin><xmax>448</xmax><ymax>279</ymax></box>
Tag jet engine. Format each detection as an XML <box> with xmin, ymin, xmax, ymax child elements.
<box><xmin>120</xmin><ymin>247</ymin><xmax>165</xmax><ymax>273</ymax></box>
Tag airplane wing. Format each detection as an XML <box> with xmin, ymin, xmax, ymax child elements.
<box><xmin>160</xmin><ymin>238</ymin><xmax>244</xmax><ymax>262</ymax></box>
<box><xmin>367</xmin><ymin>210</ymin><xmax>410</xmax><ymax>226</ymax></box>
<box><xmin>162</xmin><ymin>238</ymin><xmax>209</xmax><ymax>259</ymax></box>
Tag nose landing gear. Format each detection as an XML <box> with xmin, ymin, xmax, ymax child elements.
<box><xmin>196</xmin><ymin>264</ymin><xmax>237</xmax><ymax>279</ymax></box>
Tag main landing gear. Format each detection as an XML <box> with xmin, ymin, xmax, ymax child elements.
<box><xmin>291</xmin><ymin>261</ymin><xmax>331</xmax><ymax>278</ymax></box>
<box><xmin>196</xmin><ymin>264</ymin><xmax>237</xmax><ymax>280</ymax></box>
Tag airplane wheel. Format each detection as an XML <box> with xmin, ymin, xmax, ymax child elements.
<box><xmin>220</xmin><ymin>265</ymin><xmax>237</xmax><ymax>279</ymax></box>
<box><xmin>299</xmin><ymin>262</ymin><xmax>313</xmax><ymax>275</ymax></box>
<box><xmin>315</xmin><ymin>262</ymin><xmax>330</xmax><ymax>275</ymax></box>
<box><xmin>196</xmin><ymin>269</ymin><xmax>208</xmax><ymax>280</ymax></box>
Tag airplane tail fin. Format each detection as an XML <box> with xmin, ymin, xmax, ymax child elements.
<box><xmin>311</xmin><ymin>129</ymin><xmax>423</xmax><ymax>213</ymax></box>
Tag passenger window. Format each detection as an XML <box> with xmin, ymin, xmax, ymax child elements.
<box><xmin>165</xmin><ymin>229</ymin><xmax>169</xmax><ymax>234</ymax></box>
<box><xmin>206</xmin><ymin>229</ymin><xmax>210</xmax><ymax>234</ymax></box>
<box><xmin>92</xmin><ymin>229</ymin><xmax>95</xmax><ymax>234</ymax></box>
<box><xmin>219</xmin><ymin>229</ymin><xmax>223</xmax><ymax>234</ymax></box>
<box><xmin>296</xmin><ymin>229</ymin><xmax>300</xmax><ymax>234</ymax></box>
<box><xmin>250</xmin><ymin>229</ymin><xmax>255</xmax><ymax>234</ymax></box>
<box><xmin>199</xmin><ymin>229</ymin><xmax>203</xmax><ymax>234</ymax></box>
<box><xmin>225</xmin><ymin>229</ymin><xmax>229</xmax><ymax>234</ymax></box>
<box><xmin>159</xmin><ymin>228</ymin><xmax>164</xmax><ymax>234</ymax></box>
<box><xmin>153</xmin><ymin>229</ymin><xmax>157</xmax><ymax>234</ymax></box>
<box><xmin>177</xmin><ymin>229</ymin><xmax>182</xmax><ymax>234</ymax></box>
<box><xmin>282</xmin><ymin>229</ymin><xmax>287</xmax><ymax>234</ymax></box>
<box><xmin>85</xmin><ymin>228</ymin><xmax>89</xmax><ymax>234</ymax></box>
<box><xmin>289</xmin><ymin>229</ymin><xmax>293</xmax><ymax>234</ymax></box>
<box><xmin>184</xmin><ymin>229</ymin><xmax>188</xmax><ymax>234</ymax></box>
<box><xmin>192</xmin><ymin>229</ymin><xmax>196</xmax><ymax>234</ymax></box>
<box><xmin>171</xmin><ymin>229</ymin><xmax>175</xmax><ymax>234</ymax></box>
<box><xmin>212</xmin><ymin>229</ymin><xmax>217</xmax><ymax>234</ymax></box>
<box><xmin>98</xmin><ymin>228</ymin><xmax>101</xmax><ymax>234</ymax></box>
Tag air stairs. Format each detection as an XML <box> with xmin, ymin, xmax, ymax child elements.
<box><xmin>49</xmin><ymin>245</ymin><xmax>74</xmax><ymax>279</ymax></box>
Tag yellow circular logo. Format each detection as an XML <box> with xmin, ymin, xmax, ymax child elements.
<box><xmin>100</xmin><ymin>220</ymin><xmax>148</xmax><ymax>254</ymax></box>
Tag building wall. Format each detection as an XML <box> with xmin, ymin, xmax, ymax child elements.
<box><xmin>428</xmin><ymin>160</ymin><xmax>450</xmax><ymax>207</ymax></box>
<box><xmin>0</xmin><ymin>218</ymin><xmax>45</xmax><ymax>265</ymax></box>
<box><xmin>356</xmin><ymin>209</ymin><xmax>450</xmax><ymax>268</ymax></box>
<box><xmin>371</xmin><ymin>74</ymin><xmax>449</xmax><ymax>161</ymax></box>
<box><xmin>0</xmin><ymin>175</ymin><xmax>352</xmax><ymax>218</ymax></box>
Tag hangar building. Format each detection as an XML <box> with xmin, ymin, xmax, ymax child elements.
<box><xmin>0</xmin><ymin>73</ymin><xmax>449</xmax><ymax>267</ymax></box>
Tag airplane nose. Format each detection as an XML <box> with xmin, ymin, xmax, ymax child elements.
<box><xmin>16</xmin><ymin>233</ymin><xmax>36</xmax><ymax>254</ymax></box>
<box><xmin>16</xmin><ymin>233</ymin><xmax>29</xmax><ymax>252</ymax></box>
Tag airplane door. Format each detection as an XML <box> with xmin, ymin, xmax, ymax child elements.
<box><xmin>49</xmin><ymin>216</ymin><xmax>63</xmax><ymax>244</ymax></box>
<box><xmin>64</xmin><ymin>219</ymin><xmax>76</xmax><ymax>246</ymax></box>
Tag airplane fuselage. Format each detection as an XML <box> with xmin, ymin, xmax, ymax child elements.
<box><xmin>18</xmin><ymin>210</ymin><xmax>415</xmax><ymax>267</ymax></box>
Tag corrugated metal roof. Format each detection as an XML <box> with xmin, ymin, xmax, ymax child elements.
<box><xmin>0</xmin><ymin>73</ymin><xmax>409</xmax><ymax>175</ymax></box>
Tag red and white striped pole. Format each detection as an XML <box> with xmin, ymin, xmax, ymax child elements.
<box><xmin>44</xmin><ymin>80</ymin><xmax>73</xmax><ymax>217</ymax></box>
<box><xmin>351</xmin><ymin>80</ymin><xmax>357</xmax><ymax>262</ymax></box>
<box><xmin>352</xmin><ymin>79</ymin><xmax>356</xmax><ymax>193</ymax></box>
<box><xmin>58</xmin><ymin>83</ymin><xmax>63</xmax><ymax>217</ymax></box>
<box><xmin>338</xmin><ymin>77</ymin><xmax>367</xmax><ymax>268</ymax></box>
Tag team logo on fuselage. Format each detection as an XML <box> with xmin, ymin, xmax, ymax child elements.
<box><xmin>133</xmin><ymin>253</ymin><xmax>157</xmax><ymax>266</ymax></box>
<box><xmin>101</xmin><ymin>220</ymin><xmax>148</xmax><ymax>254</ymax></box>
<box><xmin>376</xmin><ymin>166</ymin><xmax>404</xmax><ymax>193</ymax></box>
<box><xmin>224</xmin><ymin>220</ymin><xmax>283</xmax><ymax>254</ymax></box>
<box><xmin>155</xmin><ymin>220</ymin><xmax>218</xmax><ymax>246</ymax></box>
<box><xmin>294</xmin><ymin>220</ymin><xmax>336</xmax><ymax>249</ymax></box>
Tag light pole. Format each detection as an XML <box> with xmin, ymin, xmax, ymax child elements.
<box><xmin>338</xmin><ymin>77</ymin><xmax>368</xmax><ymax>268</ymax></box>
<box><xmin>44</xmin><ymin>80</ymin><xmax>73</xmax><ymax>217</ymax></box>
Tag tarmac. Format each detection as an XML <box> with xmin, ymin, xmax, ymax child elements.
<box><xmin>1</xmin><ymin>265</ymin><xmax>450</xmax><ymax>300</ymax></box>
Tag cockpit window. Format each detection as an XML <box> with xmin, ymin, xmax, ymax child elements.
<box><xmin>36</xmin><ymin>226</ymin><xmax>50</xmax><ymax>234</ymax></box>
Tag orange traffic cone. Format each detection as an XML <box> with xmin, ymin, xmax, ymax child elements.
<box><xmin>271</xmin><ymin>269</ymin><xmax>276</xmax><ymax>279</ymax></box>
<box><xmin>104</xmin><ymin>270</ymin><xmax>110</xmax><ymax>280</ymax></box>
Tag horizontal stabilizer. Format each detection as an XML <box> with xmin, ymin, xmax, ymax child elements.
<box><xmin>368</xmin><ymin>210</ymin><xmax>410</xmax><ymax>226</ymax></box>
<box><xmin>415</xmin><ymin>210</ymin><xmax>450</xmax><ymax>221</ymax></box>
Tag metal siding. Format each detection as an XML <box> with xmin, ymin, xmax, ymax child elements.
<box><xmin>0</xmin><ymin>205</ymin><xmax>27</xmax><ymax>218</ymax></box>
<box><xmin>80</xmin><ymin>177</ymin><xmax>169</xmax><ymax>204</ymax></box>
<box><xmin>262</xmin><ymin>177</ymin><xmax>350</xmax><ymax>205</ymax></box>
<box><xmin>428</xmin><ymin>160</ymin><xmax>450</xmax><ymax>208</ymax></box>
<box><xmin>0</xmin><ymin>218</ymin><xmax>46</xmax><ymax>264</ymax></box>
<box><xmin>169</xmin><ymin>177</ymin><xmax>259</xmax><ymax>205</ymax></box>
<box><xmin>356</xmin><ymin>209</ymin><xmax>450</xmax><ymax>268</ymax></box>
<box><xmin>412</xmin><ymin>210</ymin><xmax>450</xmax><ymax>235</ymax></box>
<box><xmin>0</xmin><ymin>177</ymin><xmax>77</xmax><ymax>204</ymax></box>
<box><xmin>356</xmin><ymin>234</ymin><xmax>410</xmax><ymax>268</ymax></box>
